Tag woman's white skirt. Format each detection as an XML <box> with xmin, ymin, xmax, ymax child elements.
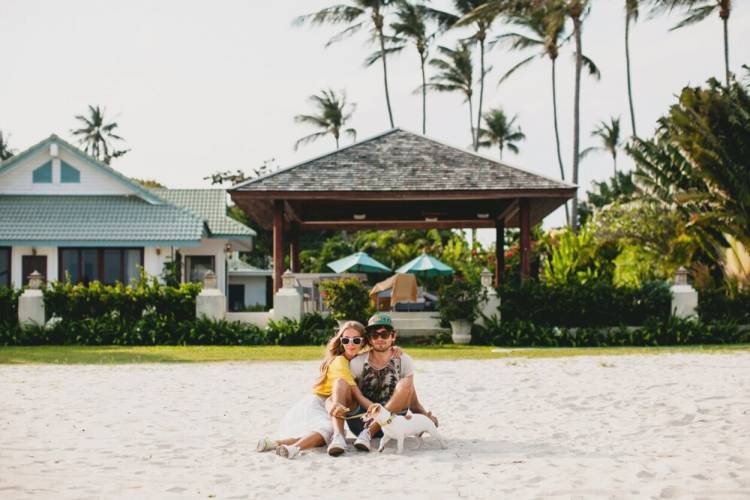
<box><xmin>276</xmin><ymin>393</ymin><xmax>333</xmax><ymax>444</ymax></box>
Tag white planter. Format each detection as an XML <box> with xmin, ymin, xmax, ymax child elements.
<box><xmin>449</xmin><ymin>319</ymin><xmax>472</xmax><ymax>344</ymax></box>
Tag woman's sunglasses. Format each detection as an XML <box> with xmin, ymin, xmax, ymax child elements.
<box><xmin>341</xmin><ymin>337</ymin><xmax>364</xmax><ymax>345</ymax></box>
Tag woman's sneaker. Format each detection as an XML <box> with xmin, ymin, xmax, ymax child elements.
<box><xmin>327</xmin><ymin>433</ymin><xmax>347</xmax><ymax>456</ymax></box>
<box><xmin>255</xmin><ymin>437</ymin><xmax>277</xmax><ymax>452</ymax></box>
<box><xmin>276</xmin><ymin>444</ymin><xmax>300</xmax><ymax>459</ymax></box>
<box><xmin>354</xmin><ymin>429</ymin><xmax>371</xmax><ymax>452</ymax></box>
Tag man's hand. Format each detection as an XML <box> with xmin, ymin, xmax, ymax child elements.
<box><xmin>391</xmin><ymin>346</ymin><xmax>403</xmax><ymax>358</ymax></box>
<box><xmin>328</xmin><ymin>402</ymin><xmax>349</xmax><ymax>419</ymax></box>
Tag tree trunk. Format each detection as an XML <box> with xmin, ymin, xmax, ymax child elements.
<box><xmin>377</xmin><ymin>19</ymin><xmax>396</xmax><ymax>128</ymax></box>
<box><xmin>570</xmin><ymin>15</ymin><xmax>583</xmax><ymax>232</ymax></box>
<box><xmin>723</xmin><ymin>15</ymin><xmax>730</xmax><ymax>85</ymax></box>
<box><xmin>499</xmin><ymin>145</ymin><xmax>503</xmax><ymax>160</ymax></box>
<box><xmin>468</xmin><ymin>95</ymin><xmax>475</xmax><ymax>147</ymax></box>
<box><xmin>420</xmin><ymin>54</ymin><xmax>427</xmax><ymax>134</ymax></box>
<box><xmin>613</xmin><ymin>152</ymin><xmax>617</xmax><ymax>176</ymax></box>
<box><xmin>475</xmin><ymin>37</ymin><xmax>486</xmax><ymax>152</ymax></box>
<box><xmin>625</xmin><ymin>15</ymin><xmax>637</xmax><ymax>137</ymax></box>
<box><xmin>551</xmin><ymin>58</ymin><xmax>570</xmax><ymax>225</ymax></box>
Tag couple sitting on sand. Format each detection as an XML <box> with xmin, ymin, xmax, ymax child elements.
<box><xmin>256</xmin><ymin>313</ymin><xmax>438</xmax><ymax>459</ymax></box>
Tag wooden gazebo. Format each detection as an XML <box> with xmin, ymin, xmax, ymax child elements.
<box><xmin>229</xmin><ymin>129</ymin><xmax>575</xmax><ymax>292</ymax></box>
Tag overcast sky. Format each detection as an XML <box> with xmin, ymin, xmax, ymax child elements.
<box><xmin>2</xmin><ymin>0</ymin><xmax>748</xmax><ymax>235</ymax></box>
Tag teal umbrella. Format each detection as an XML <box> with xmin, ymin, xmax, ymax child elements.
<box><xmin>327</xmin><ymin>252</ymin><xmax>391</xmax><ymax>273</ymax></box>
<box><xmin>395</xmin><ymin>253</ymin><xmax>454</xmax><ymax>277</ymax></box>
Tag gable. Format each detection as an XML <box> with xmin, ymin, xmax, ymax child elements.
<box><xmin>0</xmin><ymin>136</ymin><xmax>161</xmax><ymax>203</ymax></box>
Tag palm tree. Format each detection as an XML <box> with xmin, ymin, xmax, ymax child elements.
<box><xmin>389</xmin><ymin>1</ymin><xmax>435</xmax><ymax>134</ymax></box>
<box><xmin>431</xmin><ymin>1</ymin><xmax>509</xmax><ymax>152</ymax></box>
<box><xmin>478</xmin><ymin>107</ymin><xmax>526</xmax><ymax>159</ymax></box>
<box><xmin>71</xmin><ymin>105</ymin><xmax>129</xmax><ymax>164</ymax></box>
<box><xmin>294</xmin><ymin>89</ymin><xmax>357</xmax><ymax>150</ymax></box>
<box><xmin>295</xmin><ymin>1</ymin><xmax>396</xmax><ymax>128</ymax></box>
<box><xmin>582</xmin><ymin>117</ymin><xmax>622</xmax><ymax>175</ymax></box>
<box><xmin>492</xmin><ymin>3</ymin><xmax>599</xmax><ymax>223</ymax></box>
<box><xmin>625</xmin><ymin>0</ymin><xmax>639</xmax><ymax>137</ymax></box>
<box><xmin>652</xmin><ymin>0</ymin><xmax>733</xmax><ymax>85</ymax></box>
<box><xmin>0</xmin><ymin>131</ymin><xmax>15</xmax><ymax>161</ymax></box>
<box><xmin>427</xmin><ymin>43</ymin><xmax>475</xmax><ymax>145</ymax></box>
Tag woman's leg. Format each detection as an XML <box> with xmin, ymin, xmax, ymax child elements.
<box><xmin>293</xmin><ymin>432</ymin><xmax>326</xmax><ymax>451</ymax></box>
<box><xmin>327</xmin><ymin>379</ymin><xmax>354</xmax><ymax>437</ymax></box>
<box><xmin>276</xmin><ymin>437</ymin><xmax>299</xmax><ymax>446</ymax></box>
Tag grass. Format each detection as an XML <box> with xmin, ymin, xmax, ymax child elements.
<box><xmin>0</xmin><ymin>344</ymin><xmax>749</xmax><ymax>364</ymax></box>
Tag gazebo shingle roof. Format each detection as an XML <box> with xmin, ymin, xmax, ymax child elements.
<box><xmin>235</xmin><ymin>128</ymin><xmax>573</xmax><ymax>192</ymax></box>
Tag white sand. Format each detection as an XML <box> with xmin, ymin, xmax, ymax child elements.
<box><xmin>1</xmin><ymin>353</ymin><xmax>749</xmax><ymax>499</ymax></box>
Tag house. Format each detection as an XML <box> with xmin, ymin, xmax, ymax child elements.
<box><xmin>0</xmin><ymin>134</ymin><xmax>268</xmax><ymax>306</ymax></box>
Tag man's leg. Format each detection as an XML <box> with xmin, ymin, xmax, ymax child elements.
<box><xmin>408</xmin><ymin>386</ymin><xmax>439</xmax><ymax>427</ymax></box>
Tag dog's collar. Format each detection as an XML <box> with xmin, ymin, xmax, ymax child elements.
<box><xmin>381</xmin><ymin>415</ymin><xmax>394</xmax><ymax>427</ymax></box>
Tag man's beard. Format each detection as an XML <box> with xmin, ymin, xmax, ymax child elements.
<box><xmin>371</xmin><ymin>344</ymin><xmax>392</xmax><ymax>352</ymax></box>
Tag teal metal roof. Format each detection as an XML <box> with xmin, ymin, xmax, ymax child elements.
<box><xmin>0</xmin><ymin>195</ymin><xmax>205</xmax><ymax>246</ymax></box>
<box><xmin>151</xmin><ymin>189</ymin><xmax>256</xmax><ymax>239</ymax></box>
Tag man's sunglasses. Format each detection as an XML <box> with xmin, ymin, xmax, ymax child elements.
<box><xmin>368</xmin><ymin>328</ymin><xmax>394</xmax><ymax>340</ymax></box>
<box><xmin>341</xmin><ymin>337</ymin><xmax>364</xmax><ymax>345</ymax></box>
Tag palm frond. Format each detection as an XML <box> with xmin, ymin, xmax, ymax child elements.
<box><xmin>670</xmin><ymin>4</ymin><xmax>716</xmax><ymax>31</ymax></box>
<box><xmin>294</xmin><ymin>5</ymin><xmax>365</xmax><ymax>27</ymax></box>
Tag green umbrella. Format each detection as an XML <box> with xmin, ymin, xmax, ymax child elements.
<box><xmin>327</xmin><ymin>252</ymin><xmax>391</xmax><ymax>274</ymax></box>
<box><xmin>395</xmin><ymin>253</ymin><xmax>454</xmax><ymax>277</ymax></box>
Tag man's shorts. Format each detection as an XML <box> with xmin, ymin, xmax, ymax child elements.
<box><xmin>345</xmin><ymin>405</ymin><xmax>409</xmax><ymax>438</ymax></box>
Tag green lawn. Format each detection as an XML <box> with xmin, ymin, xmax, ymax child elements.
<box><xmin>0</xmin><ymin>344</ymin><xmax>748</xmax><ymax>364</ymax></box>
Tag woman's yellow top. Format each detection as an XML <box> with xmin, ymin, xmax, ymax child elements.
<box><xmin>313</xmin><ymin>355</ymin><xmax>356</xmax><ymax>397</ymax></box>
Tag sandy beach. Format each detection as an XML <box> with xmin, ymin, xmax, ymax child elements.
<box><xmin>1</xmin><ymin>353</ymin><xmax>749</xmax><ymax>499</ymax></box>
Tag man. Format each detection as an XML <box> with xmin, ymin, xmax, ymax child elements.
<box><xmin>327</xmin><ymin>313</ymin><xmax>438</xmax><ymax>454</ymax></box>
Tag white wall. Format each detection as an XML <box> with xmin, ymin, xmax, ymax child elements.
<box><xmin>143</xmin><ymin>246</ymin><xmax>171</xmax><ymax>283</ymax></box>
<box><xmin>178</xmin><ymin>238</ymin><xmax>227</xmax><ymax>292</ymax></box>
<box><xmin>10</xmin><ymin>246</ymin><xmax>58</xmax><ymax>287</ymax></box>
<box><xmin>0</xmin><ymin>143</ymin><xmax>137</xmax><ymax>196</ymax></box>
<box><xmin>228</xmin><ymin>275</ymin><xmax>268</xmax><ymax>308</ymax></box>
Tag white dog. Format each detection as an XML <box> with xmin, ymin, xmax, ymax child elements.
<box><xmin>364</xmin><ymin>404</ymin><xmax>446</xmax><ymax>454</ymax></box>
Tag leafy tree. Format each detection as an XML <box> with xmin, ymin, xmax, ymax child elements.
<box><xmin>652</xmin><ymin>0</ymin><xmax>733</xmax><ymax>85</ymax></box>
<box><xmin>0</xmin><ymin>131</ymin><xmax>15</xmax><ymax>161</ymax></box>
<box><xmin>71</xmin><ymin>105</ymin><xmax>129</xmax><ymax>164</ymax></box>
<box><xmin>203</xmin><ymin>159</ymin><xmax>278</xmax><ymax>187</ymax></box>
<box><xmin>295</xmin><ymin>0</ymin><xmax>397</xmax><ymax>128</ymax></box>
<box><xmin>294</xmin><ymin>89</ymin><xmax>356</xmax><ymax>150</ymax></box>
<box><xmin>132</xmin><ymin>178</ymin><xmax>166</xmax><ymax>188</ymax></box>
<box><xmin>578</xmin><ymin>170</ymin><xmax>636</xmax><ymax>225</ymax></box>
<box><xmin>427</xmin><ymin>43</ymin><xmax>475</xmax><ymax>145</ymax></box>
<box><xmin>477</xmin><ymin>107</ymin><xmax>526</xmax><ymax>159</ymax></box>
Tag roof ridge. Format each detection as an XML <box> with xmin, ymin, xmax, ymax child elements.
<box><xmin>231</xmin><ymin>128</ymin><xmax>402</xmax><ymax>190</ymax></box>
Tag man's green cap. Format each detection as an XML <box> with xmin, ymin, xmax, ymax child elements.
<box><xmin>366</xmin><ymin>312</ymin><xmax>394</xmax><ymax>332</ymax></box>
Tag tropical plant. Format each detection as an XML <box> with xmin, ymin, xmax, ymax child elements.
<box><xmin>477</xmin><ymin>107</ymin><xmax>526</xmax><ymax>159</ymax></box>
<box><xmin>294</xmin><ymin>89</ymin><xmax>357</xmax><ymax>150</ymax></box>
<box><xmin>541</xmin><ymin>225</ymin><xmax>606</xmax><ymax>285</ymax></box>
<box><xmin>71</xmin><ymin>105</ymin><xmax>129</xmax><ymax>164</ymax></box>
<box><xmin>438</xmin><ymin>280</ymin><xmax>483</xmax><ymax>322</ymax></box>
<box><xmin>582</xmin><ymin>117</ymin><xmax>622</xmax><ymax>175</ymax></box>
<box><xmin>625</xmin><ymin>0</ymin><xmax>640</xmax><ymax>137</ymax></box>
<box><xmin>373</xmin><ymin>0</ymin><xmax>435</xmax><ymax>134</ymax></box>
<box><xmin>432</xmin><ymin>0</ymin><xmax>510</xmax><ymax>152</ymax></box>
<box><xmin>717</xmin><ymin>234</ymin><xmax>750</xmax><ymax>293</ymax></box>
<box><xmin>319</xmin><ymin>277</ymin><xmax>372</xmax><ymax>323</ymax></box>
<box><xmin>427</xmin><ymin>43</ymin><xmax>475</xmax><ymax>144</ymax></box>
<box><xmin>0</xmin><ymin>130</ymin><xmax>15</xmax><ymax>161</ymax></box>
<box><xmin>295</xmin><ymin>0</ymin><xmax>397</xmax><ymax>128</ymax></box>
<box><xmin>652</xmin><ymin>0</ymin><xmax>733</xmax><ymax>85</ymax></box>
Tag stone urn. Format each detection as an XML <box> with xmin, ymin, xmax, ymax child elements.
<box><xmin>449</xmin><ymin>319</ymin><xmax>472</xmax><ymax>344</ymax></box>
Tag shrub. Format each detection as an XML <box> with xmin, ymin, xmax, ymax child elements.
<box><xmin>438</xmin><ymin>280</ymin><xmax>484</xmax><ymax>323</ymax></box>
<box><xmin>265</xmin><ymin>313</ymin><xmax>337</xmax><ymax>346</ymax></box>
<box><xmin>498</xmin><ymin>279</ymin><xmax>671</xmax><ymax>327</ymax></box>
<box><xmin>0</xmin><ymin>287</ymin><xmax>21</xmax><ymax>327</ymax></box>
<box><xmin>697</xmin><ymin>288</ymin><xmax>750</xmax><ymax>323</ymax></box>
<box><xmin>319</xmin><ymin>278</ymin><xmax>371</xmax><ymax>323</ymax></box>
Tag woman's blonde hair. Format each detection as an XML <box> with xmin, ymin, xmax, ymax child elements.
<box><xmin>313</xmin><ymin>320</ymin><xmax>366</xmax><ymax>388</ymax></box>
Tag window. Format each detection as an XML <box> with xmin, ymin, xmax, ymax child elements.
<box><xmin>59</xmin><ymin>248</ymin><xmax>143</xmax><ymax>285</ymax></box>
<box><xmin>33</xmin><ymin>161</ymin><xmax>52</xmax><ymax>183</ymax></box>
<box><xmin>61</xmin><ymin>161</ymin><xmax>80</xmax><ymax>183</ymax></box>
<box><xmin>22</xmin><ymin>256</ymin><xmax>47</xmax><ymax>286</ymax></box>
<box><xmin>228</xmin><ymin>284</ymin><xmax>245</xmax><ymax>312</ymax></box>
<box><xmin>185</xmin><ymin>255</ymin><xmax>215</xmax><ymax>283</ymax></box>
<box><xmin>0</xmin><ymin>248</ymin><xmax>10</xmax><ymax>288</ymax></box>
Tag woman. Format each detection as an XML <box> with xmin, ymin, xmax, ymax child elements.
<box><xmin>256</xmin><ymin>320</ymin><xmax>371</xmax><ymax>459</ymax></box>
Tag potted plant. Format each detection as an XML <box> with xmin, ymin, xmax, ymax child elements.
<box><xmin>319</xmin><ymin>277</ymin><xmax>371</xmax><ymax>326</ymax></box>
<box><xmin>438</xmin><ymin>280</ymin><xmax>483</xmax><ymax>344</ymax></box>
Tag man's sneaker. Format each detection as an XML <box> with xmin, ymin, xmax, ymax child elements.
<box><xmin>327</xmin><ymin>433</ymin><xmax>347</xmax><ymax>457</ymax></box>
<box><xmin>256</xmin><ymin>437</ymin><xmax>277</xmax><ymax>452</ymax></box>
<box><xmin>354</xmin><ymin>429</ymin><xmax>371</xmax><ymax>452</ymax></box>
<box><xmin>275</xmin><ymin>444</ymin><xmax>300</xmax><ymax>459</ymax></box>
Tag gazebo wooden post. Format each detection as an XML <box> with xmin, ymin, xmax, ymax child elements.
<box><xmin>289</xmin><ymin>222</ymin><xmax>300</xmax><ymax>273</ymax></box>
<box><xmin>494</xmin><ymin>219</ymin><xmax>505</xmax><ymax>288</ymax></box>
<box><xmin>273</xmin><ymin>200</ymin><xmax>284</xmax><ymax>293</ymax></box>
<box><xmin>519</xmin><ymin>198</ymin><xmax>531</xmax><ymax>283</ymax></box>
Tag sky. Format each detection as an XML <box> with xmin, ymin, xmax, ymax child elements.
<box><xmin>2</xmin><ymin>0</ymin><xmax>749</xmax><ymax>243</ymax></box>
